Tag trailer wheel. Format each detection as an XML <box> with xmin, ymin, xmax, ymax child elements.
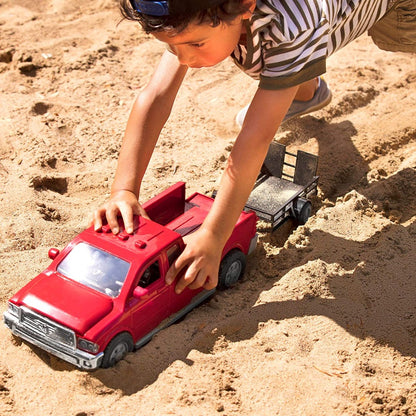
<box><xmin>101</xmin><ymin>333</ymin><xmax>134</xmax><ymax>368</ymax></box>
<box><xmin>218</xmin><ymin>249</ymin><xmax>246</xmax><ymax>289</ymax></box>
<box><xmin>295</xmin><ymin>198</ymin><xmax>312</xmax><ymax>225</ymax></box>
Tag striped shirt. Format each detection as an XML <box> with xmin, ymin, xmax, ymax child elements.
<box><xmin>232</xmin><ymin>0</ymin><xmax>392</xmax><ymax>89</ymax></box>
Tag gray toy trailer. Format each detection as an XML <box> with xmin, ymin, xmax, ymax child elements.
<box><xmin>244</xmin><ymin>141</ymin><xmax>319</xmax><ymax>230</ymax></box>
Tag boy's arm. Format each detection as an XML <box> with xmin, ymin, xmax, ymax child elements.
<box><xmin>93</xmin><ymin>50</ymin><xmax>188</xmax><ymax>233</ymax></box>
<box><xmin>166</xmin><ymin>85</ymin><xmax>299</xmax><ymax>293</ymax></box>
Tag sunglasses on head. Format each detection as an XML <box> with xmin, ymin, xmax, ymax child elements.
<box><xmin>130</xmin><ymin>0</ymin><xmax>169</xmax><ymax>16</ymax></box>
<box><xmin>130</xmin><ymin>0</ymin><xmax>227</xmax><ymax>17</ymax></box>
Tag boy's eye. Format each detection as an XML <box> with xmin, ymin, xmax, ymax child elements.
<box><xmin>190</xmin><ymin>43</ymin><xmax>204</xmax><ymax>48</ymax></box>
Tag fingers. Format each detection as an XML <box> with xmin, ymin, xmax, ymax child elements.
<box><xmin>165</xmin><ymin>252</ymin><xmax>188</xmax><ymax>286</ymax></box>
<box><xmin>174</xmin><ymin>269</ymin><xmax>203</xmax><ymax>294</ymax></box>
<box><xmin>188</xmin><ymin>268</ymin><xmax>212</xmax><ymax>290</ymax></box>
<box><xmin>107</xmin><ymin>211</ymin><xmax>120</xmax><ymax>234</ymax></box>
<box><xmin>166</xmin><ymin>255</ymin><xmax>218</xmax><ymax>294</ymax></box>
<box><xmin>166</xmin><ymin>258</ymin><xmax>193</xmax><ymax>294</ymax></box>
<box><xmin>202</xmin><ymin>274</ymin><xmax>218</xmax><ymax>291</ymax></box>
<box><xmin>91</xmin><ymin>191</ymin><xmax>148</xmax><ymax>235</ymax></box>
<box><xmin>175</xmin><ymin>264</ymin><xmax>204</xmax><ymax>294</ymax></box>
<box><xmin>165</xmin><ymin>261</ymin><xmax>179</xmax><ymax>286</ymax></box>
<box><xmin>118</xmin><ymin>203</ymin><xmax>135</xmax><ymax>234</ymax></box>
<box><xmin>138</xmin><ymin>205</ymin><xmax>151</xmax><ymax>220</ymax></box>
<box><xmin>91</xmin><ymin>203</ymin><xmax>121</xmax><ymax>234</ymax></box>
<box><xmin>92</xmin><ymin>208</ymin><xmax>104</xmax><ymax>231</ymax></box>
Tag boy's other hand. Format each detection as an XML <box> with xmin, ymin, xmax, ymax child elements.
<box><xmin>91</xmin><ymin>190</ymin><xmax>149</xmax><ymax>234</ymax></box>
<box><xmin>165</xmin><ymin>228</ymin><xmax>223</xmax><ymax>294</ymax></box>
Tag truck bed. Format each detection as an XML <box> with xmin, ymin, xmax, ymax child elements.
<box><xmin>143</xmin><ymin>182</ymin><xmax>257</xmax><ymax>256</ymax></box>
<box><xmin>165</xmin><ymin>193</ymin><xmax>214</xmax><ymax>237</ymax></box>
<box><xmin>142</xmin><ymin>182</ymin><xmax>219</xmax><ymax>237</ymax></box>
<box><xmin>165</xmin><ymin>205</ymin><xmax>203</xmax><ymax>236</ymax></box>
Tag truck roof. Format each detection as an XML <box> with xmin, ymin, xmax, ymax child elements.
<box><xmin>77</xmin><ymin>216</ymin><xmax>182</xmax><ymax>264</ymax></box>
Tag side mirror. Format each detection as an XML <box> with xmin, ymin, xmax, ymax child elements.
<box><xmin>133</xmin><ymin>286</ymin><xmax>150</xmax><ymax>299</ymax></box>
<box><xmin>48</xmin><ymin>248</ymin><xmax>60</xmax><ymax>260</ymax></box>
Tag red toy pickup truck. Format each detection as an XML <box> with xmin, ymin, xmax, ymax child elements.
<box><xmin>4</xmin><ymin>182</ymin><xmax>257</xmax><ymax>369</ymax></box>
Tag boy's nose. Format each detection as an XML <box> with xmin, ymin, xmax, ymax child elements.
<box><xmin>173</xmin><ymin>46</ymin><xmax>193</xmax><ymax>66</ymax></box>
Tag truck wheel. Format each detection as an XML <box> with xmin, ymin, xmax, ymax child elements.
<box><xmin>295</xmin><ymin>198</ymin><xmax>312</xmax><ymax>225</ymax></box>
<box><xmin>101</xmin><ymin>333</ymin><xmax>134</xmax><ymax>368</ymax></box>
<box><xmin>218</xmin><ymin>249</ymin><xmax>246</xmax><ymax>289</ymax></box>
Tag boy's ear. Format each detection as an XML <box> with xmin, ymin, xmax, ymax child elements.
<box><xmin>241</xmin><ymin>0</ymin><xmax>256</xmax><ymax>19</ymax></box>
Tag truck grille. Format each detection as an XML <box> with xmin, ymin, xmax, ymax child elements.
<box><xmin>20</xmin><ymin>307</ymin><xmax>76</xmax><ymax>349</ymax></box>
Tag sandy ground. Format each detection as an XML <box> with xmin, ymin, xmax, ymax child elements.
<box><xmin>1</xmin><ymin>1</ymin><xmax>416</xmax><ymax>415</ymax></box>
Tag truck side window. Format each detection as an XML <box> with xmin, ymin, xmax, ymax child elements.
<box><xmin>167</xmin><ymin>244</ymin><xmax>181</xmax><ymax>266</ymax></box>
<box><xmin>138</xmin><ymin>260</ymin><xmax>160</xmax><ymax>288</ymax></box>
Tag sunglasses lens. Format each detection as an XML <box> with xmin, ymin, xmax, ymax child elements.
<box><xmin>130</xmin><ymin>0</ymin><xmax>170</xmax><ymax>16</ymax></box>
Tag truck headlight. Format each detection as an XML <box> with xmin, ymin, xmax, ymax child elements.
<box><xmin>7</xmin><ymin>302</ymin><xmax>20</xmax><ymax>317</ymax></box>
<box><xmin>78</xmin><ymin>338</ymin><xmax>100</xmax><ymax>354</ymax></box>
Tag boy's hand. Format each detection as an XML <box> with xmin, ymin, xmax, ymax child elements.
<box><xmin>91</xmin><ymin>190</ymin><xmax>149</xmax><ymax>234</ymax></box>
<box><xmin>165</xmin><ymin>227</ymin><xmax>223</xmax><ymax>294</ymax></box>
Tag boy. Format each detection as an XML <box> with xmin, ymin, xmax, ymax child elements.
<box><xmin>92</xmin><ymin>0</ymin><xmax>415</xmax><ymax>294</ymax></box>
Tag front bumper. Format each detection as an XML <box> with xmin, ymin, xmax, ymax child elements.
<box><xmin>4</xmin><ymin>311</ymin><xmax>103</xmax><ymax>370</ymax></box>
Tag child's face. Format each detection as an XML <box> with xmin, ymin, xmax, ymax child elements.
<box><xmin>153</xmin><ymin>14</ymin><xmax>249</xmax><ymax>68</ymax></box>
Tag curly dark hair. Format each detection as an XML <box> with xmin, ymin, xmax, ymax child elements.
<box><xmin>119</xmin><ymin>0</ymin><xmax>252</xmax><ymax>34</ymax></box>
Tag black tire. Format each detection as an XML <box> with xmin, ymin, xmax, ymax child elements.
<box><xmin>101</xmin><ymin>333</ymin><xmax>134</xmax><ymax>368</ymax></box>
<box><xmin>218</xmin><ymin>249</ymin><xmax>246</xmax><ymax>290</ymax></box>
<box><xmin>295</xmin><ymin>198</ymin><xmax>312</xmax><ymax>225</ymax></box>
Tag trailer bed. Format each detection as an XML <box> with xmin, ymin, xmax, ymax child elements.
<box><xmin>244</xmin><ymin>142</ymin><xmax>319</xmax><ymax>230</ymax></box>
<box><xmin>246</xmin><ymin>176</ymin><xmax>304</xmax><ymax>215</ymax></box>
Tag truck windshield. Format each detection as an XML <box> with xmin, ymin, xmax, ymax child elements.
<box><xmin>57</xmin><ymin>242</ymin><xmax>130</xmax><ymax>298</ymax></box>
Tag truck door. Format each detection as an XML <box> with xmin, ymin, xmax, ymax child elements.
<box><xmin>129</xmin><ymin>256</ymin><xmax>171</xmax><ymax>343</ymax></box>
<box><xmin>166</xmin><ymin>243</ymin><xmax>204</xmax><ymax>315</ymax></box>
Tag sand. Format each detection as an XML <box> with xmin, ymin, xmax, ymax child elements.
<box><xmin>1</xmin><ymin>1</ymin><xmax>416</xmax><ymax>415</ymax></box>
